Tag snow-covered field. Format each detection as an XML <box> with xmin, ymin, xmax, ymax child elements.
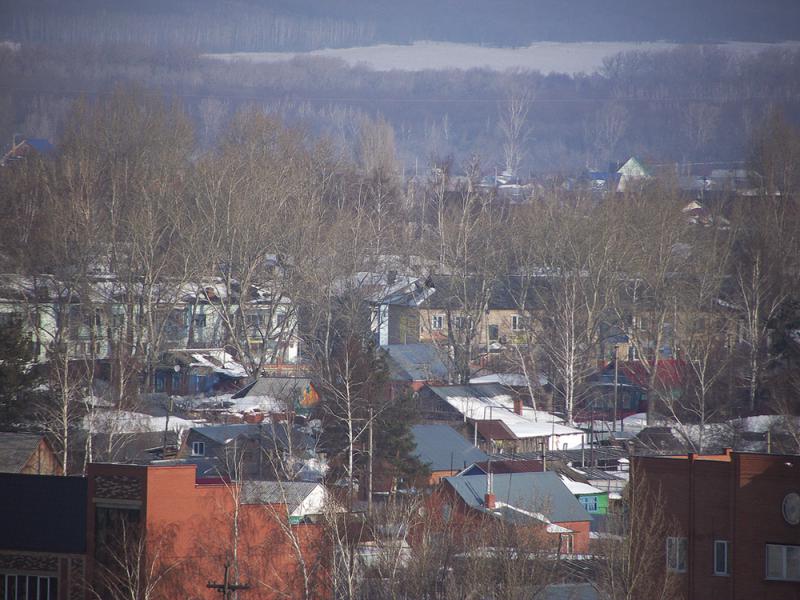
<box><xmin>203</xmin><ymin>41</ymin><xmax>800</xmax><ymax>74</ymax></box>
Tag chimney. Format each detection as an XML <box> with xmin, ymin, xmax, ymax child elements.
<box><xmin>484</xmin><ymin>466</ymin><xmax>495</xmax><ymax>509</ymax></box>
<box><xmin>513</xmin><ymin>397</ymin><xmax>523</xmax><ymax>415</ymax></box>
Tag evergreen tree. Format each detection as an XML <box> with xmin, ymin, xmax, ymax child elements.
<box><xmin>0</xmin><ymin>321</ymin><xmax>40</xmax><ymax>429</ymax></box>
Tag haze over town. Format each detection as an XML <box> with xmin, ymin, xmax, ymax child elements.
<box><xmin>1</xmin><ymin>2</ymin><xmax>799</xmax><ymax>599</ymax></box>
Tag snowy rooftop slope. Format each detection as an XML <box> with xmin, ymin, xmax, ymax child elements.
<box><xmin>559</xmin><ymin>475</ymin><xmax>604</xmax><ymax>496</ymax></box>
<box><xmin>189</xmin><ymin>350</ymin><xmax>247</xmax><ymax>378</ymax></box>
<box><xmin>471</xmin><ymin>373</ymin><xmax>549</xmax><ymax>387</ymax></box>
<box><xmin>428</xmin><ymin>384</ymin><xmax>583</xmax><ymax>445</ymax></box>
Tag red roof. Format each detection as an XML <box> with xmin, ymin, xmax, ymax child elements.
<box><xmin>620</xmin><ymin>359</ymin><xmax>687</xmax><ymax>389</ymax></box>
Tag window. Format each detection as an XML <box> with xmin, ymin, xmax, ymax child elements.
<box><xmin>453</xmin><ymin>316</ymin><xmax>471</xmax><ymax>331</ymax></box>
<box><xmin>431</xmin><ymin>315</ymin><xmax>444</xmax><ymax>330</ymax></box>
<box><xmin>193</xmin><ymin>313</ymin><xmax>207</xmax><ymax>328</ymax></box>
<box><xmin>766</xmin><ymin>544</ymin><xmax>800</xmax><ymax>581</ymax></box>
<box><xmin>1</xmin><ymin>574</ymin><xmax>58</xmax><ymax>600</ymax></box>
<box><xmin>560</xmin><ymin>533</ymin><xmax>574</xmax><ymax>554</ymax></box>
<box><xmin>488</xmin><ymin>324</ymin><xmax>499</xmax><ymax>342</ymax></box>
<box><xmin>154</xmin><ymin>373</ymin><xmax>165</xmax><ymax>393</ymax></box>
<box><xmin>714</xmin><ymin>540</ymin><xmax>730</xmax><ymax>576</ymax></box>
<box><xmin>111</xmin><ymin>313</ymin><xmax>125</xmax><ymax>329</ymax></box>
<box><xmin>0</xmin><ymin>312</ymin><xmax>23</xmax><ymax>327</ymax></box>
<box><xmin>245</xmin><ymin>313</ymin><xmax>263</xmax><ymax>328</ymax></box>
<box><xmin>511</xmin><ymin>315</ymin><xmax>524</xmax><ymax>331</ymax></box>
<box><xmin>191</xmin><ymin>441</ymin><xmax>205</xmax><ymax>456</ymax></box>
<box><xmin>666</xmin><ymin>537</ymin><xmax>688</xmax><ymax>572</ymax></box>
<box><xmin>580</xmin><ymin>495</ymin><xmax>598</xmax><ymax>513</ymax></box>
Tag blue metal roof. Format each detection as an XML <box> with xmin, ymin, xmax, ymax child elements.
<box><xmin>411</xmin><ymin>424</ymin><xmax>488</xmax><ymax>472</ymax></box>
<box><xmin>25</xmin><ymin>138</ymin><xmax>55</xmax><ymax>154</ymax></box>
<box><xmin>192</xmin><ymin>423</ymin><xmax>315</xmax><ymax>451</ymax></box>
<box><xmin>383</xmin><ymin>343</ymin><xmax>448</xmax><ymax>382</ymax></box>
<box><xmin>444</xmin><ymin>471</ymin><xmax>591</xmax><ymax>524</ymax></box>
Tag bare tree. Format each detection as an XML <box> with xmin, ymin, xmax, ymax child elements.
<box><xmin>91</xmin><ymin>518</ymin><xmax>181</xmax><ymax>600</ymax></box>
<box><xmin>498</xmin><ymin>84</ymin><xmax>534</xmax><ymax>176</ymax></box>
<box><xmin>610</xmin><ymin>186</ymin><xmax>691</xmax><ymax>425</ymax></box>
<box><xmin>729</xmin><ymin>198</ymin><xmax>800</xmax><ymax>412</ymax></box>
<box><xmin>418</xmin><ymin>158</ymin><xmax>508</xmax><ymax>384</ymax></box>
<box><xmin>594</xmin><ymin>471</ymin><xmax>683</xmax><ymax>600</ymax></box>
<box><xmin>665</xmin><ymin>217</ymin><xmax>735</xmax><ymax>451</ymax></box>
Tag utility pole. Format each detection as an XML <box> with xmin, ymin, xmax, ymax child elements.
<box><xmin>368</xmin><ymin>406</ymin><xmax>374</xmax><ymax>515</ymax></box>
<box><xmin>613</xmin><ymin>346</ymin><xmax>619</xmax><ymax>433</ymax></box>
<box><xmin>207</xmin><ymin>561</ymin><xmax>250</xmax><ymax>599</ymax></box>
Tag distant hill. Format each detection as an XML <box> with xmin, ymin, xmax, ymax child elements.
<box><xmin>1</xmin><ymin>0</ymin><xmax>799</xmax><ymax>51</ymax></box>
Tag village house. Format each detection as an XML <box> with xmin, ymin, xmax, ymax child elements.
<box><xmin>417</xmin><ymin>383</ymin><xmax>586</xmax><ymax>452</ymax></box>
<box><xmin>0</xmin><ymin>432</ymin><xmax>60</xmax><ymax>475</ymax></box>
<box><xmin>410</xmin><ymin>423</ymin><xmax>489</xmax><ymax>485</ymax></box>
<box><xmin>0</xmin><ymin>274</ymin><xmax>301</xmax><ymax>394</ymax></box>
<box><xmin>0</xmin><ymin>136</ymin><xmax>55</xmax><ymax>167</ymax></box>
<box><xmin>231</xmin><ymin>375</ymin><xmax>321</xmax><ymax>416</ymax></box>
<box><xmin>458</xmin><ymin>457</ymin><xmax>610</xmax><ymax>518</ymax></box>
<box><xmin>152</xmin><ymin>348</ymin><xmax>247</xmax><ymax>397</ymax></box>
<box><xmin>416</xmin><ymin>275</ymin><xmax>544</xmax><ymax>352</ymax></box>
<box><xmin>381</xmin><ymin>343</ymin><xmax>449</xmax><ymax>391</ymax></box>
<box><xmin>439</xmin><ymin>471</ymin><xmax>593</xmax><ymax>555</ymax></box>
<box><xmin>177</xmin><ymin>422</ymin><xmax>322</xmax><ymax>481</ymax></box>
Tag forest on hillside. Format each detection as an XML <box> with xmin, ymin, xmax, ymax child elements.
<box><xmin>2</xmin><ymin>43</ymin><xmax>800</xmax><ymax>173</ymax></box>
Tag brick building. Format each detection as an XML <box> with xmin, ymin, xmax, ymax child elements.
<box><xmin>86</xmin><ymin>462</ymin><xmax>328</xmax><ymax>599</ymax></box>
<box><xmin>634</xmin><ymin>450</ymin><xmax>800</xmax><ymax>600</ymax></box>
<box><xmin>0</xmin><ymin>473</ymin><xmax>87</xmax><ymax>600</ymax></box>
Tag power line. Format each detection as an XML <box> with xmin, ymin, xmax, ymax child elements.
<box><xmin>207</xmin><ymin>561</ymin><xmax>251</xmax><ymax>599</ymax></box>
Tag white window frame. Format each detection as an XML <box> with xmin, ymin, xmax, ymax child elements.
<box><xmin>2</xmin><ymin>574</ymin><xmax>58</xmax><ymax>600</ymax></box>
<box><xmin>191</xmin><ymin>441</ymin><xmax>205</xmax><ymax>457</ymax></box>
<box><xmin>511</xmin><ymin>315</ymin><xmax>524</xmax><ymax>331</ymax></box>
<box><xmin>431</xmin><ymin>314</ymin><xmax>444</xmax><ymax>331</ymax></box>
<box><xmin>714</xmin><ymin>540</ymin><xmax>730</xmax><ymax>576</ymax></box>
<box><xmin>766</xmin><ymin>544</ymin><xmax>800</xmax><ymax>581</ymax></box>
<box><xmin>666</xmin><ymin>537</ymin><xmax>688</xmax><ymax>572</ymax></box>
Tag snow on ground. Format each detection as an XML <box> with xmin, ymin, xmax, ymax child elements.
<box><xmin>203</xmin><ymin>41</ymin><xmax>800</xmax><ymax>75</ymax></box>
<box><xmin>85</xmin><ymin>410</ymin><xmax>200</xmax><ymax>434</ymax></box>
<box><xmin>189</xmin><ymin>392</ymin><xmax>288</xmax><ymax>415</ymax></box>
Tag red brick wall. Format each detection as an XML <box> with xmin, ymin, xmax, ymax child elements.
<box><xmin>634</xmin><ymin>452</ymin><xmax>800</xmax><ymax>600</ymax></box>
<box><xmin>87</xmin><ymin>464</ymin><xmax>327</xmax><ymax>600</ymax></box>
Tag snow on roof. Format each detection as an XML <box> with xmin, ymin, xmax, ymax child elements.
<box><xmin>621</xmin><ymin>413</ymin><xmax>649</xmax><ymax>431</ymax></box>
<box><xmin>189</xmin><ymin>350</ymin><xmax>247</xmax><ymax>378</ymax></box>
<box><xmin>429</xmin><ymin>385</ymin><xmax>582</xmax><ymax>442</ymax></box>
<box><xmin>559</xmin><ymin>475</ymin><xmax>604</xmax><ymax>496</ymax></box>
<box><xmin>470</xmin><ymin>373</ymin><xmax>550</xmax><ymax>387</ymax></box>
